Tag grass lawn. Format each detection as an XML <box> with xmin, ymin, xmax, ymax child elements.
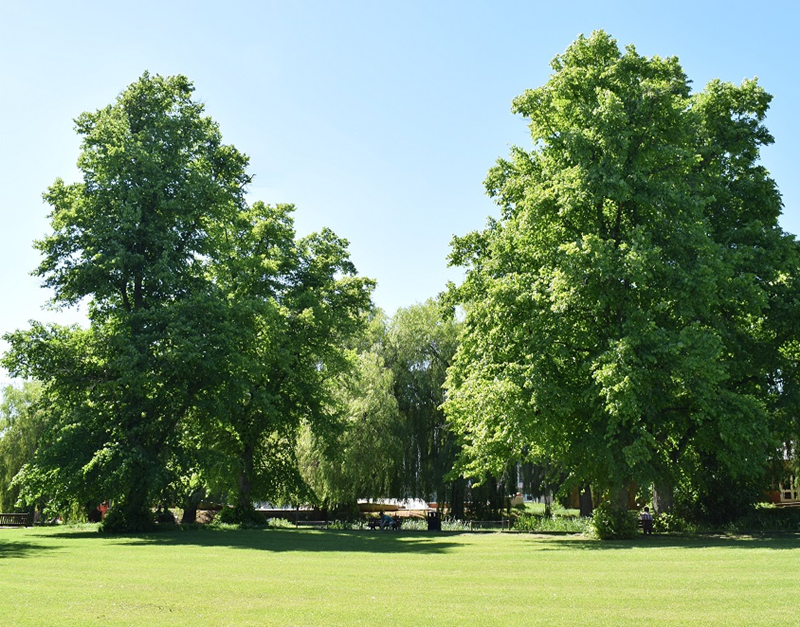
<box><xmin>1</xmin><ymin>526</ymin><xmax>799</xmax><ymax>626</ymax></box>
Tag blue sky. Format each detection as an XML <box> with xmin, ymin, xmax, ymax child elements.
<box><xmin>2</xmin><ymin>1</ymin><xmax>799</xmax><ymax>382</ymax></box>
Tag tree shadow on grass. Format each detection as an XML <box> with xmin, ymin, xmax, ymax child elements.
<box><xmin>0</xmin><ymin>538</ymin><xmax>59</xmax><ymax>560</ymax></box>
<box><xmin>33</xmin><ymin>528</ymin><xmax>466</xmax><ymax>555</ymax></box>
<box><xmin>25</xmin><ymin>528</ymin><xmax>800</xmax><ymax>556</ymax></box>
<box><xmin>525</xmin><ymin>532</ymin><xmax>800</xmax><ymax>552</ymax></box>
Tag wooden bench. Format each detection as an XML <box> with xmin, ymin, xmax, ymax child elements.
<box><xmin>0</xmin><ymin>512</ymin><xmax>32</xmax><ymax>527</ymax></box>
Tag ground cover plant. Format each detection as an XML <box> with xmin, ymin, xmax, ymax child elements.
<box><xmin>2</xmin><ymin>526</ymin><xmax>799</xmax><ymax>625</ymax></box>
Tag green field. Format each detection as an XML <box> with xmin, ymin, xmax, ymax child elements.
<box><xmin>1</xmin><ymin>526</ymin><xmax>799</xmax><ymax>625</ymax></box>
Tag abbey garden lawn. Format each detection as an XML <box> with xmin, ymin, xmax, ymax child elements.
<box><xmin>2</xmin><ymin>525</ymin><xmax>799</xmax><ymax>625</ymax></box>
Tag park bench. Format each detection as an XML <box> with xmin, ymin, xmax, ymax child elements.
<box><xmin>0</xmin><ymin>512</ymin><xmax>32</xmax><ymax>527</ymax></box>
<box><xmin>367</xmin><ymin>517</ymin><xmax>403</xmax><ymax>530</ymax></box>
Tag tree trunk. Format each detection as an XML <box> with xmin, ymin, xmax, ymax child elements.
<box><xmin>450</xmin><ymin>478</ymin><xmax>465</xmax><ymax>519</ymax></box>
<box><xmin>236</xmin><ymin>442</ymin><xmax>255</xmax><ymax>513</ymax></box>
<box><xmin>181</xmin><ymin>502</ymin><xmax>198</xmax><ymax>525</ymax></box>
<box><xmin>579</xmin><ymin>483</ymin><xmax>594</xmax><ymax>517</ymax></box>
<box><xmin>653</xmin><ymin>482</ymin><xmax>674</xmax><ymax>515</ymax></box>
<box><xmin>610</xmin><ymin>485</ymin><xmax>629</xmax><ymax>511</ymax></box>
<box><xmin>181</xmin><ymin>487</ymin><xmax>205</xmax><ymax>524</ymax></box>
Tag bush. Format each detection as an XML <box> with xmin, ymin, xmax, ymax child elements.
<box><xmin>673</xmin><ymin>462</ymin><xmax>766</xmax><ymax>526</ymax></box>
<box><xmin>266</xmin><ymin>516</ymin><xmax>294</xmax><ymax>529</ymax></box>
<box><xmin>729</xmin><ymin>506</ymin><xmax>800</xmax><ymax>532</ymax></box>
<box><xmin>214</xmin><ymin>506</ymin><xmax>267</xmax><ymax>528</ymax></box>
<box><xmin>101</xmin><ymin>507</ymin><xmax>157</xmax><ymax>533</ymax></box>
<box><xmin>652</xmin><ymin>513</ymin><xmax>690</xmax><ymax>534</ymax></box>
<box><xmin>590</xmin><ymin>503</ymin><xmax>639</xmax><ymax>540</ymax></box>
<box><xmin>155</xmin><ymin>509</ymin><xmax>177</xmax><ymax>525</ymax></box>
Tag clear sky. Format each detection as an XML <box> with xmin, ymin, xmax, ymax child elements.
<box><xmin>2</xmin><ymin>1</ymin><xmax>799</xmax><ymax>384</ymax></box>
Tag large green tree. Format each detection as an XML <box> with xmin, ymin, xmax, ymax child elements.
<box><xmin>3</xmin><ymin>73</ymin><xmax>251</xmax><ymax>530</ymax></box>
<box><xmin>194</xmin><ymin>201</ymin><xmax>375</xmax><ymax>522</ymax></box>
<box><xmin>444</xmin><ymin>31</ymin><xmax>800</xmax><ymax>518</ymax></box>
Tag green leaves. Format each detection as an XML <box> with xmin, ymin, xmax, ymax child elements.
<box><xmin>36</xmin><ymin>72</ymin><xmax>251</xmax><ymax>315</ymax></box>
<box><xmin>191</xmin><ymin>200</ymin><xmax>375</xmax><ymax>511</ymax></box>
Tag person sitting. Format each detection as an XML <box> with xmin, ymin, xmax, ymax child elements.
<box><xmin>640</xmin><ymin>506</ymin><xmax>654</xmax><ymax>535</ymax></box>
<box><xmin>88</xmin><ymin>505</ymin><xmax>103</xmax><ymax>523</ymax></box>
<box><xmin>380</xmin><ymin>511</ymin><xmax>394</xmax><ymax>529</ymax></box>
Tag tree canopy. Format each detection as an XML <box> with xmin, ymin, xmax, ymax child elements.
<box><xmin>197</xmin><ymin>201</ymin><xmax>375</xmax><ymax>522</ymax></box>
<box><xmin>444</xmin><ymin>31</ymin><xmax>800</xmax><ymax>514</ymax></box>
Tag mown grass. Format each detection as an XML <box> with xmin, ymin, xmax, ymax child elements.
<box><xmin>1</xmin><ymin>526</ymin><xmax>799</xmax><ymax>625</ymax></box>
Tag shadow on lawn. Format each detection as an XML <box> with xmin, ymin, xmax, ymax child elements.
<box><xmin>31</xmin><ymin>527</ymin><xmax>800</xmax><ymax>555</ymax></box>
<box><xmin>0</xmin><ymin>538</ymin><xmax>58</xmax><ymax>560</ymax></box>
<box><xmin>33</xmin><ymin>528</ymin><xmax>466</xmax><ymax>555</ymax></box>
<box><xmin>527</xmin><ymin>532</ymin><xmax>800</xmax><ymax>552</ymax></box>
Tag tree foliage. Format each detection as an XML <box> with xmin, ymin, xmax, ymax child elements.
<box><xmin>4</xmin><ymin>72</ymin><xmax>251</xmax><ymax>529</ymax></box>
<box><xmin>298</xmin><ymin>300</ymin><xmax>463</xmax><ymax>511</ymax></box>
<box><xmin>198</xmin><ymin>201</ymin><xmax>375</xmax><ymax>521</ymax></box>
<box><xmin>0</xmin><ymin>382</ymin><xmax>44</xmax><ymax>512</ymax></box>
<box><xmin>387</xmin><ymin>300</ymin><xmax>461</xmax><ymax>503</ymax></box>
<box><xmin>297</xmin><ymin>315</ymin><xmax>401</xmax><ymax>510</ymax></box>
<box><xmin>444</xmin><ymin>31</ymin><xmax>800</xmax><ymax>516</ymax></box>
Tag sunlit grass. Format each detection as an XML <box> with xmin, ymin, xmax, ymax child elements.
<box><xmin>1</xmin><ymin>526</ymin><xmax>799</xmax><ymax>625</ymax></box>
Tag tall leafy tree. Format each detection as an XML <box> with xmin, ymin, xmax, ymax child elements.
<box><xmin>197</xmin><ymin>201</ymin><xmax>375</xmax><ymax>522</ymax></box>
<box><xmin>444</xmin><ymin>31</ymin><xmax>800</xmax><ymax>518</ymax></box>
<box><xmin>3</xmin><ymin>73</ymin><xmax>251</xmax><ymax>530</ymax></box>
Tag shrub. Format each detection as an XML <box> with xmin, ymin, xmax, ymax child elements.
<box><xmin>267</xmin><ymin>517</ymin><xmax>294</xmax><ymax>529</ymax></box>
<box><xmin>214</xmin><ymin>506</ymin><xmax>267</xmax><ymax>528</ymax></box>
<box><xmin>652</xmin><ymin>513</ymin><xmax>690</xmax><ymax>534</ymax></box>
<box><xmin>731</xmin><ymin>506</ymin><xmax>800</xmax><ymax>532</ymax></box>
<box><xmin>398</xmin><ymin>517</ymin><xmax>427</xmax><ymax>531</ymax></box>
<box><xmin>101</xmin><ymin>507</ymin><xmax>156</xmax><ymax>533</ymax></box>
<box><xmin>441</xmin><ymin>518</ymin><xmax>472</xmax><ymax>532</ymax></box>
<box><xmin>590</xmin><ymin>503</ymin><xmax>639</xmax><ymax>540</ymax></box>
<box><xmin>155</xmin><ymin>509</ymin><xmax>177</xmax><ymax>525</ymax></box>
